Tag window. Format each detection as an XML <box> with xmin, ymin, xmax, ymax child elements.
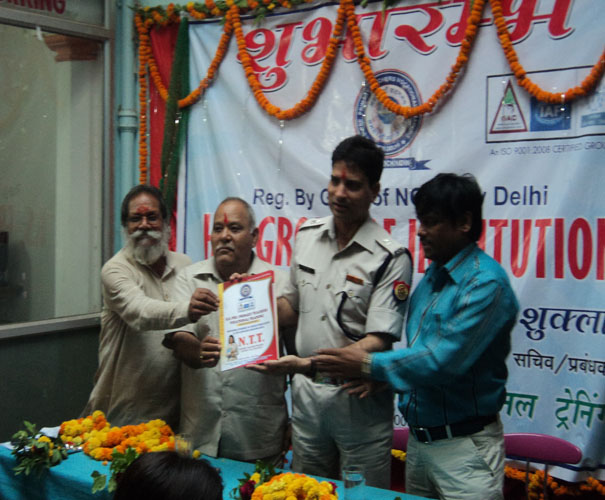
<box><xmin>0</xmin><ymin>7</ymin><xmax>109</xmax><ymax>326</ymax></box>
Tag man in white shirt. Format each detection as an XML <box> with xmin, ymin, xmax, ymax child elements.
<box><xmin>164</xmin><ymin>197</ymin><xmax>288</xmax><ymax>464</ymax></box>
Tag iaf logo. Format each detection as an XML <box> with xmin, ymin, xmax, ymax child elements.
<box><xmin>354</xmin><ymin>69</ymin><xmax>423</xmax><ymax>156</ymax></box>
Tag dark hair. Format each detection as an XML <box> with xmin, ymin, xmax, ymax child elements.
<box><xmin>113</xmin><ymin>452</ymin><xmax>223</xmax><ymax>500</ymax></box>
<box><xmin>120</xmin><ymin>185</ymin><xmax>168</xmax><ymax>227</ymax></box>
<box><xmin>413</xmin><ymin>173</ymin><xmax>484</xmax><ymax>241</ymax></box>
<box><xmin>331</xmin><ymin>135</ymin><xmax>385</xmax><ymax>186</ymax></box>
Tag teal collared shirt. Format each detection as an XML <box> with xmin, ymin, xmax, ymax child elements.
<box><xmin>371</xmin><ymin>243</ymin><xmax>519</xmax><ymax>427</ymax></box>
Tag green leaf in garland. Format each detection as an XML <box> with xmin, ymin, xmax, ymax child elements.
<box><xmin>11</xmin><ymin>420</ymin><xmax>68</xmax><ymax>477</ymax></box>
<box><xmin>91</xmin><ymin>470</ymin><xmax>107</xmax><ymax>494</ymax></box>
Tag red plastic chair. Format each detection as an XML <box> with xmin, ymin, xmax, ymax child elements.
<box><xmin>393</xmin><ymin>426</ymin><xmax>409</xmax><ymax>452</ymax></box>
<box><xmin>504</xmin><ymin>433</ymin><xmax>582</xmax><ymax>500</ymax></box>
<box><xmin>391</xmin><ymin>427</ymin><xmax>409</xmax><ymax>492</ymax></box>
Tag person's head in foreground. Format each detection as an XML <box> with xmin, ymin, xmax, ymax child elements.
<box><xmin>113</xmin><ymin>451</ymin><xmax>223</xmax><ymax>500</ymax></box>
<box><xmin>413</xmin><ymin>172</ymin><xmax>483</xmax><ymax>265</ymax></box>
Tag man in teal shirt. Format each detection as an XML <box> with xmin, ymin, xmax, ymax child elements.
<box><xmin>316</xmin><ymin>173</ymin><xmax>519</xmax><ymax>500</ymax></box>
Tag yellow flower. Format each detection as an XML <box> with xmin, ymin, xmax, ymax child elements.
<box><xmin>250</xmin><ymin>472</ymin><xmax>261</xmax><ymax>483</ymax></box>
<box><xmin>60</xmin><ymin>412</ymin><xmax>176</xmax><ymax>462</ymax></box>
<box><xmin>86</xmin><ymin>436</ymin><xmax>102</xmax><ymax>450</ymax></box>
<box><xmin>192</xmin><ymin>450</ymin><xmax>201</xmax><ymax>459</ymax></box>
<box><xmin>37</xmin><ymin>436</ymin><xmax>51</xmax><ymax>444</ymax></box>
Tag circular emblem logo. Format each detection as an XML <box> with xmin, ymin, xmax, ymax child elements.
<box><xmin>354</xmin><ymin>70</ymin><xmax>423</xmax><ymax>156</ymax></box>
<box><xmin>393</xmin><ymin>281</ymin><xmax>409</xmax><ymax>301</ymax></box>
<box><xmin>240</xmin><ymin>284</ymin><xmax>252</xmax><ymax>298</ymax></box>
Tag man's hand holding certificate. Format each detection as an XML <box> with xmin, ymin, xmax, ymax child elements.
<box><xmin>218</xmin><ymin>270</ymin><xmax>279</xmax><ymax>371</ymax></box>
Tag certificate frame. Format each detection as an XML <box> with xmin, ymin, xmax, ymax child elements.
<box><xmin>217</xmin><ymin>270</ymin><xmax>279</xmax><ymax>371</ymax></box>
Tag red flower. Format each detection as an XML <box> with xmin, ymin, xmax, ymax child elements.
<box><xmin>239</xmin><ymin>479</ymin><xmax>256</xmax><ymax>500</ymax></box>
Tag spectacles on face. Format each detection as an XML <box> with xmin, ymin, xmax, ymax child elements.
<box><xmin>127</xmin><ymin>213</ymin><xmax>161</xmax><ymax>224</ymax></box>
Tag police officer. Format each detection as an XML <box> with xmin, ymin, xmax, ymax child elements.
<box><xmin>252</xmin><ymin>136</ymin><xmax>412</xmax><ymax>488</ymax></box>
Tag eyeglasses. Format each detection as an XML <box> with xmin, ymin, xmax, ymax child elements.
<box><xmin>127</xmin><ymin>213</ymin><xmax>161</xmax><ymax>224</ymax></box>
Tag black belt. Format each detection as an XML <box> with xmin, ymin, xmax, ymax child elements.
<box><xmin>410</xmin><ymin>415</ymin><xmax>497</xmax><ymax>443</ymax></box>
<box><xmin>311</xmin><ymin>373</ymin><xmax>349</xmax><ymax>386</ymax></box>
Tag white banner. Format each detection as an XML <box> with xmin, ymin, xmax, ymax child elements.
<box><xmin>180</xmin><ymin>0</ymin><xmax>605</xmax><ymax>480</ymax></box>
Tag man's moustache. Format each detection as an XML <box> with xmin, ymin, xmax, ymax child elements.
<box><xmin>131</xmin><ymin>229</ymin><xmax>162</xmax><ymax>241</ymax></box>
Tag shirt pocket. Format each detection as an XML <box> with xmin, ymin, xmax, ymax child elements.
<box><xmin>297</xmin><ymin>267</ymin><xmax>319</xmax><ymax>313</ymax></box>
<box><xmin>337</xmin><ymin>280</ymin><xmax>373</xmax><ymax>338</ymax></box>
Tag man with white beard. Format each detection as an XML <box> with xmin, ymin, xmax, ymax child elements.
<box><xmin>83</xmin><ymin>185</ymin><xmax>213</xmax><ymax>428</ymax></box>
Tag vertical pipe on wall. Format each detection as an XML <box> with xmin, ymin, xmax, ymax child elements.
<box><xmin>115</xmin><ymin>0</ymin><xmax>138</xmax><ymax>251</ymax></box>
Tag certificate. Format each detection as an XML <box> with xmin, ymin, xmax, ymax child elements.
<box><xmin>218</xmin><ymin>270</ymin><xmax>279</xmax><ymax>371</ymax></box>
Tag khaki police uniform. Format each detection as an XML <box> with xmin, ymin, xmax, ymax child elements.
<box><xmin>281</xmin><ymin>216</ymin><xmax>412</xmax><ymax>488</ymax></box>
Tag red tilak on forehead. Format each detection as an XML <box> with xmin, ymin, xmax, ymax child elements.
<box><xmin>135</xmin><ymin>205</ymin><xmax>152</xmax><ymax>214</ymax></box>
<box><xmin>224</xmin><ymin>213</ymin><xmax>229</xmax><ymax>225</ymax></box>
<box><xmin>341</xmin><ymin>170</ymin><xmax>347</xmax><ymax>181</ymax></box>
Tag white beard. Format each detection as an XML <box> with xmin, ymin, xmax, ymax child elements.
<box><xmin>124</xmin><ymin>225</ymin><xmax>171</xmax><ymax>266</ymax></box>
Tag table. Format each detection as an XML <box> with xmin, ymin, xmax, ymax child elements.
<box><xmin>0</xmin><ymin>445</ymin><xmax>424</xmax><ymax>499</ymax></box>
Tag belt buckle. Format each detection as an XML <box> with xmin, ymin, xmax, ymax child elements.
<box><xmin>414</xmin><ymin>427</ymin><xmax>432</xmax><ymax>443</ymax></box>
<box><xmin>312</xmin><ymin>373</ymin><xmax>341</xmax><ymax>385</ymax></box>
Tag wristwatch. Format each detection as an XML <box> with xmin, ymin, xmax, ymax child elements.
<box><xmin>306</xmin><ymin>358</ymin><xmax>317</xmax><ymax>379</ymax></box>
<box><xmin>361</xmin><ymin>353</ymin><xmax>373</xmax><ymax>377</ymax></box>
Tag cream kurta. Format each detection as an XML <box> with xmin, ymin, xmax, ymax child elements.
<box><xmin>172</xmin><ymin>255</ymin><xmax>287</xmax><ymax>462</ymax></box>
<box><xmin>83</xmin><ymin>248</ymin><xmax>191</xmax><ymax>429</ymax></box>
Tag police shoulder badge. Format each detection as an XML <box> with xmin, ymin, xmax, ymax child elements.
<box><xmin>393</xmin><ymin>280</ymin><xmax>410</xmax><ymax>301</ymax></box>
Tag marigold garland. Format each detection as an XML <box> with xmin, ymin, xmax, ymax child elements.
<box><xmin>344</xmin><ymin>0</ymin><xmax>486</xmax><ymax>118</ymax></box>
<box><xmin>490</xmin><ymin>0</ymin><xmax>605</xmax><ymax>105</ymax></box>
<box><xmin>504</xmin><ymin>466</ymin><xmax>605</xmax><ymax>499</ymax></box>
<box><xmin>250</xmin><ymin>472</ymin><xmax>338</xmax><ymax>500</ymax></box>
<box><xmin>135</xmin><ymin>1</ymin><xmax>605</xmax><ymax>178</ymax></box>
<box><xmin>231</xmin><ymin>0</ymin><xmax>346</xmax><ymax>120</ymax></box>
<box><xmin>178</xmin><ymin>13</ymin><xmax>233</xmax><ymax>108</ymax></box>
<box><xmin>135</xmin><ymin>12</ymin><xmax>155</xmax><ymax>183</ymax></box>
<box><xmin>59</xmin><ymin>410</ymin><xmax>176</xmax><ymax>462</ymax></box>
<box><xmin>137</xmin><ymin>1</ymin><xmax>605</xmax><ymax>116</ymax></box>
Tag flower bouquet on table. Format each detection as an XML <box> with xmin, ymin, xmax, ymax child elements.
<box><xmin>59</xmin><ymin>410</ymin><xmax>178</xmax><ymax>493</ymax></box>
<box><xmin>59</xmin><ymin>410</ymin><xmax>176</xmax><ymax>461</ymax></box>
<box><xmin>231</xmin><ymin>460</ymin><xmax>338</xmax><ymax>500</ymax></box>
<box><xmin>11</xmin><ymin>421</ymin><xmax>68</xmax><ymax>476</ymax></box>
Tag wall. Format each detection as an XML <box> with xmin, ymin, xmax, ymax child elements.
<box><xmin>0</xmin><ymin>326</ymin><xmax>100</xmax><ymax>442</ymax></box>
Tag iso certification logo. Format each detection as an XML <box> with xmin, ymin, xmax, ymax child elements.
<box><xmin>354</xmin><ymin>70</ymin><xmax>422</xmax><ymax>156</ymax></box>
